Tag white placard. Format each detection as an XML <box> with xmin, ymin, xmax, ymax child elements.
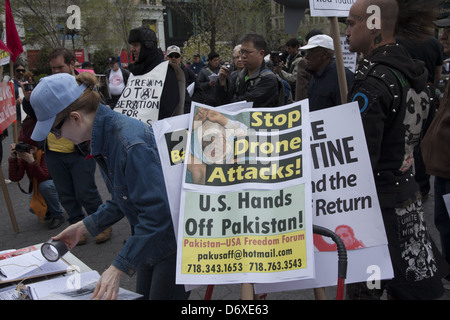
<box><xmin>309</xmin><ymin>0</ymin><xmax>354</xmax><ymax>17</ymax></box>
<box><xmin>340</xmin><ymin>36</ymin><xmax>358</xmax><ymax>73</ymax></box>
<box><xmin>115</xmin><ymin>61</ymin><xmax>169</xmax><ymax>124</ymax></box>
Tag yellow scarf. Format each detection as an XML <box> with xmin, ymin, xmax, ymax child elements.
<box><xmin>29</xmin><ymin>150</ymin><xmax>47</xmax><ymax>221</ymax></box>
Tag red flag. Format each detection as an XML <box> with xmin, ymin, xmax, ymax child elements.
<box><xmin>5</xmin><ymin>0</ymin><xmax>23</xmax><ymax>62</ymax></box>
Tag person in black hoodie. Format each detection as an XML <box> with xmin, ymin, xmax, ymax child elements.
<box><xmin>128</xmin><ymin>26</ymin><xmax>185</xmax><ymax>120</ymax></box>
<box><xmin>345</xmin><ymin>0</ymin><xmax>448</xmax><ymax>300</ymax></box>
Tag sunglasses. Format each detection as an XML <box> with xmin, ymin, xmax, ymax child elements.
<box><xmin>168</xmin><ymin>54</ymin><xmax>181</xmax><ymax>59</ymax></box>
<box><xmin>50</xmin><ymin>117</ymin><xmax>66</xmax><ymax>137</ymax></box>
<box><xmin>16</xmin><ymin>69</ymin><xmax>25</xmax><ymax>73</ymax></box>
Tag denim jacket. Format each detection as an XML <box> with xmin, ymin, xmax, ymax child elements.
<box><xmin>83</xmin><ymin>104</ymin><xmax>177</xmax><ymax>276</ymax></box>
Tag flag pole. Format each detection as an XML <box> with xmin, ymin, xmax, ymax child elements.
<box><xmin>0</xmin><ymin>165</ymin><xmax>19</xmax><ymax>234</ymax></box>
<box><xmin>10</xmin><ymin>59</ymin><xmax>17</xmax><ymax>143</ymax></box>
<box><xmin>329</xmin><ymin>16</ymin><xmax>349</xmax><ymax>104</ymax></box>
<box><xmin>0</xmin><ymin>0</ymin><xmax>20</xmax><ymax>234</ymax></box>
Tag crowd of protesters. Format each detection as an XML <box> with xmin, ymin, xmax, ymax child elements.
<box><xmin>0</xmin><ymin>0</ymin><xmax>449</xmax><ymax>301</ymax></box>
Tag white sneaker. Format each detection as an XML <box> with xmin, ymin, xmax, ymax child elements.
<box><xmin>4</xmin><ymin>179</ymin><xmax>11</xmax><ymax>184</ymax></box>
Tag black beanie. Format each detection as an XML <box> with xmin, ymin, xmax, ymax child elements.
<box><xmin>128</xmin><ymin>26</ymin><xmax>157</xmax><ymax>49</ymax></box>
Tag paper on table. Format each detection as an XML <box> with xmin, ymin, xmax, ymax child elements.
<box><xmin>0</xmin><ymin>250</ymin><xmax>68</xmax><ymax>282</ymax></box>
<box><xmin>0</xmin><ymin>246</ymin><xmax>38</xmax><ymax>260</ymax></box>
<box><xmin>0</xmin><ymin>285</ymin><xmax>21</xmax><ymax>300</ymax></box>
<box><xmin>45</xmin><ymin>281</ymin><xmax>143</xmax><ymax>300</ymax></box>
<box><xmin>28</xmin><ymin>270</ymin><xmax>101</xmax><ymax>300</ymax></box>
<box><xmin>28</xmin><ymin>270</ymin><xmax>143</xmax><ymax>300</ymax></box>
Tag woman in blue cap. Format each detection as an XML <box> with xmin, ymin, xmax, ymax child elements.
<box><xmin>30</xmin><ymin>71</ymin><xmax>188</xmax><ymax>300</ymax></box>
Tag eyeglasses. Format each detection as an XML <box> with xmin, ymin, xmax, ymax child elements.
<box><xmin>50</xmin><ymin>117</ymin><xmax>66</xmax><ymax>137</ymax></box>
<box><xmin>239</xmin><ymin>49</ymin><xmax>257</xmax><ymax>56</ymax></box>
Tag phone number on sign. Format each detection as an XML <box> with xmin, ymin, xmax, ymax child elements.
<box><xmin>185</xmin><ymin>258</ymin><xmax>302</xmax><ymax>274</ymax></box>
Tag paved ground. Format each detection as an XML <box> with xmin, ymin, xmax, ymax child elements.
<box><xmin>0</xmin><ymin>132</ymin><xmax>448</xmax><ymax>300</ymax></box>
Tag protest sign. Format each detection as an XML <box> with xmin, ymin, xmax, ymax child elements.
<box><xmin>176</xmin><ymin>101</ymin><xmax>314</xmax><ymax>285</ymax></box>
<box><xmin>0</xmin><ymin>31</ymin><xmax>11</xmax><ymax>67</ymax></box>
<box><xmin>0</xmin><ymin>50</ymin><xmax>10</xmax><ymax>67</ymax></box>
<box><xmin>310</xmin><ymin>103</ymin><xmax>387</xmax><ymax>249</ymax></box>
<box><xmin>114</xmin><ymin>61</ymin><xmax>169</xmax><ymax>124</ymax></box>
<box><xmin>152</xmin><ymin>102</ymin><xmax>253</xmax><ymax>237</ymax></box>
<box><xmin>0</xmin><ymin>81</ymin><xmax>18</xmax><ymax>234</ymax></box>
<box><xmin>340</xmin><ymin>36</ymin><xmax>357</xmax><ymax>73</ymax></box>
<box><xmin>309</xmin><ymin>0</ymin><xmax>354</xmax><ymax>17</ymax></box>
<box><xmin>153</xmin><ymin>101</ymin><xmax>392</xmax><ymax>292</ymax></box>
<box><xmin>255</xmin><ymin>102</ymin><xmax>393</xmax><ymax>294</ymax></box>
<box><xmin>0</xmin><ymin>81</ymin><xmax>16</xmax><ymax>132</ymax></box>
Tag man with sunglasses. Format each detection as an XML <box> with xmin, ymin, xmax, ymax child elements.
<box><xmin>13</xmin><ymin>63</ymin><xmax>25</xmax><ymax>97</ymax></box>
<box><xmin>217</xmin><ymin>33</ymin><xmax>279</xmax><ymax>108</ymax></box>
<box><xmin>165</xmin><ymin>45</ymin><xmax>202</xmax><ymax>113</ymax></box>
<box><xmin>12</xmin><ymin>62</ymin><xmax>25</xmax><ymax>132</ymax></box>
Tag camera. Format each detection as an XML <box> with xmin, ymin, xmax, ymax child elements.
<box><xmin>270</xmin><ymin>51</ymin><xmax>283</xmax><ymax>64</ymax></box>
<box><xmin>23</xmin><ymin>83</ymin><xmax>35</xmax><ymax>92</ymax></box>
<box><xmin>15</xmin><ymin>143</ymin><xmax>32</xmax><ymax>153</ymax></box>
<box><xmin>225</xmin><ymin>63</ymin><xmax>232</xmax><ymax>72</ymax></box>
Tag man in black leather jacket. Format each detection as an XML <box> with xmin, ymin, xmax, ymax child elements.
<box><xmin>345</xmin><ymin>0</ymin><xmax>448</xmax><ymax>300</ymax></box>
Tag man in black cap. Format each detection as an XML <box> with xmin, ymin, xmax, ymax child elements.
<box><xmin>127</xmin><ymin>26</ymin><xmax>184</xmax><ymax>119</ymax></box>
<box><xmin>190</xmin><ymin>53</ymin><xmax>204</xmax><ymax>77</ymax></box>
<box><xmin>104</xmin><ymin>56</ymin><xmax>130</xmax><ymax>109</ymax></box>
<box><xmin>198</xmin><ymin>52</ymin><xmax>221</xmax><ymax>106</ymax></box>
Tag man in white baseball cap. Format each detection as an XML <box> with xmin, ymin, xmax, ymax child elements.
<box><xmin>300</xmin><ymin>34</ymin><xmax>335</xmax><ymax>51</ymax></box>
<box><xmin>299</xmin><ymin>34</ymin><xmax>354</xmax><ymax>111</ymax></box>
<box><xmin>166</xmin><ymin>45</ymin><xmax>181</xmax><ymax>58</ymax></box>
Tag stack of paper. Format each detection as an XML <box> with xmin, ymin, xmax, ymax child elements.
<box><xmin>0</xmin><ymin>250</ymin><xmax>69</xmax><ymax>284</ymax></box>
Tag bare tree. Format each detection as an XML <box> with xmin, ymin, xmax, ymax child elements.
<box><xmin>12</xmin><ymin>0</ymin><xmax>123</xmax><ymax>50</ymax></box>
<box><xmin>14</xmin><ymin>0</ymin><xmax>83</xmax><ymax>48</ymax></box>
<box><xmin>165</xmin><ymin>0</ymin><xmax>271</xmax><ymax>53</ymax></box>
<box><xmin>97</xmin><ymin>0</ymin><xmax>140</xmax><ymax>60</ymax></box>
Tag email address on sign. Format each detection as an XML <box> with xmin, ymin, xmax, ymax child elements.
<box><xmin>197</xmin><ymin>248</ymin><xmax>294</xmax><ymax>262</ymax></box>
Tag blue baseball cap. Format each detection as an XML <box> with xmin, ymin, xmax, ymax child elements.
<box><xmin>30</xmin><ymin>73</ymin><xmax>87</xmax><ymax>141</ymax></box>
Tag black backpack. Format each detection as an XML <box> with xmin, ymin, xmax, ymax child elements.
<box><xmin>253</xmin><ymin>69</ymin><xmax>292</xmax><ymax>106</ymax></box>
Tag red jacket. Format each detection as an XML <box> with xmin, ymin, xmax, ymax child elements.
<box><xmin>8</xmin><ymin>150</ymin><xmax>50</xmax><ymax>187</ymax></box>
